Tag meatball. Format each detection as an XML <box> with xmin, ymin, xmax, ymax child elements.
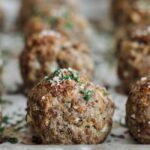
<box><xmin>111</xmin><ymin>0</ymin><xmax>150</xmax><ymax>26</ymax></box>
<box><xmin>27</xmin><ymin>68</ymin><xmax>115</xmax><ymax>144</ymax></box>
<box><xmin>19</xmin><ymin>0</ymin><xmax>89</xmax><ymax>41</ymax></box>
<box><xmin>117</xmin><ymin>26</ymin><xmax>150</xmax><ymax>92</ymax></box>
<box><xmin>19</xmin><ymin>0</ymin><xmax>52</xmax><ymax>28</ymax></box>
<box><xmin>22</xmin><ymin>5</ymin><xmax>89</xmax><ymax>41</ymax></box>
<box><xmin>20</xmin><ymin>30</ymin><xmax>94</xmax><ymax>91</ymax></box>
<box><xmin>126</xmin><ymin>76</ymin><xmax>150</xmax><ymax>144</ymax></box>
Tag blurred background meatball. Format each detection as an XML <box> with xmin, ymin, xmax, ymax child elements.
<box><xmin>126</xmin><ymin>76</ymin><xmax>150</xmax><ymax>143</ymax></box>
<box><xmin>27</xmin><ymin>68</ymin><xmax>114</xmax><ymax>144</ymax></box>
<box><xmin>19</xmin><ymin>0</ymin><xmax>55</xmax><ymax>28</ymax></box>
<box><xmin>117</xmin><ymin>26</ymin><xmax>150</xmax><ymax>92</ymax></box>
<box><xmin>19</xmin><ymin>0</ymin><xmax>89</xmax><ymax>41</ymax></box>
<box><xmin>111</xmin><ymin>0</ymin><xmax>150</xmax><ymax>27</ymax></box>
<box><xmin>20</xmin><ymin>30</ymin><xmax>94</xmax><ymax>91</ymax></box>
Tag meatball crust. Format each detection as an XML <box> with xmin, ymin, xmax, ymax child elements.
<box><xmin>23</xmin><ymin>6</ymin><xmax>89</xmax><ymax>41</ymax></box>
<box><xmin>19</xmin><ymin>0</ymin><xmax>89</xmax><ymax>41</ymax></box>
<box><xmin>27</xmin><ymin>68</ymin><xmax>114</xmax><ymax>144</ymax></box>
<box><xmin>117</xmin><ymin>26</ymin><xmax>150</xmax><ymax>92</ymax></box>
<box><xmin>19</xmin><ymin>0</ymin><xmax>53</xmax><ymax>28</ymax></box>
<box><xmin>126</xmin><ymin>76</ymin><xmax>150</xmax><ymax>144</ymax></box>
<box><xmin>112</xmin><ymin>0</ymin><xmax>150</xmax><ymax>26</ymax></box>
<box><xmin>20</xmin><ymin>30</ymin><xmax>94</xmax><ymax>90</ymax></box>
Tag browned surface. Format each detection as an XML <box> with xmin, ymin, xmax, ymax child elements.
<box><xmin>111</xmin><ymin>0</ymin><xmax>150</xmax><ymax>27</ymax></box>
<box><xmin>117</xmin><ymin>26</ymin><xmax>150</xmax><ymax>92</ymax></box>
<box><xmin>20</xmin><ymin>30</ymin><xmax>94</xmax><ymax>91</ymax></box>
<box><xmin>126</xmin><ymin>76</ymin><xmax>150</xmax><ymax>144</ymax></box>
<box><xmin>27</xmin><ymin>68</ymin><xmax>114</xmax><ymax>144</ymax></box>
<box><xmin>19</xmin><ymin>0</ymin><xmax>89</xmax><ymax>41</ymax></box>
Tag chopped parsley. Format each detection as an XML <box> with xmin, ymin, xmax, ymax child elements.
<box><xmin>45</xmin><ymin>68</ymin><xmax>80</xmax><ymax>84</ymax></box>
<box><xmin>64</xmin><ymin>22</ymin><xmax>74</xmax><ymax>29</ymax></box>
<box><xmin>53</xmin><ymin>68</ymin><xmax>61</xmax><ymax>76</ymax></box>
<box><xmin>81</xmin><ymin>90</ymin><xmax>94</xmax><ymax>102</ymax></box>
<box><xmin>62</xmin><ymin>71</ymin><xmax>80</xmax><ymax>82</ymax></box>
<box><xmin>49</xmin><ymin>17</ymin><xmax>59</xmax><ymax>26</ymax></box>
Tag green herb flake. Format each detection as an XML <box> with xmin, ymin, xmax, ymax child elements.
<box><xmin>64</xmin><ymin>22</ymin><xmax>74</xmax><ymax>29</ymax></box>
<box><xmin>49</xmin><ymin>17</ymin><xmax>59</xmax><ymax>26</ymax></box>
<box><xmin>53</xmin><ymin>68</ymin><xmax>61</xmax><ymax>76</ymax></box>
<box><xmin>81</xmin><ymin>90</ymin><xmax>94</xmax><ymax>102</ymax></box>
<box><xmin>62</xmin><ymin>71</ymin><xmax>80</xmax><ymax>82</ymax></box>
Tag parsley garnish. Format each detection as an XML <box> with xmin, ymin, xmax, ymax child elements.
<box><xmin>53</xmin><ymin>68</ymin><xmax>61</xmax><ymax>76</ymax></box>
<box><xmin>64</xmin><ymin>22</ymin><xmax>73</xmax><ymax>29</ymax></box>
<box><xmin>49</xmin><ymin>17</ymin><xmax>59</xmax><ymax>26</ymax></box>
<box><xmin>62</xmin><ymin>71</ymin><xmax>80</xmax><ymax>82</ymax></box>
<box><xmin>81</xmin><ymin>90</ymin><xmax>94</xmax><ymax>102</ymax></box>
<box><xmin>45</xmin><ymin>68</ymin><xmax>80</xmax><ymax>83</ymax></box>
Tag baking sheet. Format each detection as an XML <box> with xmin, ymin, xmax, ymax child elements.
<box><xmin>0</xmin><ymin>0</ymin><xmax>145</xmax><ymax>149</ymax></box>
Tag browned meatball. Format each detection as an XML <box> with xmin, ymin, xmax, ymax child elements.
<box><xmin>117</xmin><ymin>26</ymin><xmax>150</xmax><ymax>92</ymax></box>
<box><xmin>23</xmin><ymin>6</ymin><xmax>89</xmax><ymax>41</ymax></box>
<box><xmin>27</xmin><ymin>68</ymin><xmax>115</xmax><ymax>144</ymax></box>
<box><xmin>19</xmin><ymin>0</ymin><xmax>89</xmax><ymax>41</ymax></box>
<box><xmin>126</xmin><ymin>76</ymin><xmax>150</xmax><ymax>144</ymax></box>
<box><xmin>20</xmin><ymin>30</ymin><xmax>94</xmax><ymax>91</ymax></box>
<box><xmin>19</xmin><ymin>0</ymin><xmax>52</xmax><ymax>28</ymax></box>
<box><xmin>111</xmin><ymin>0</ymin><xmax>150</xmax><ymax>26</ymax></box>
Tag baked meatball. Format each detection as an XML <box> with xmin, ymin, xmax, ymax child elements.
<box><xmin>22</xmin><ymin>5</ymin><xmax>89</xmax><ymax>41</ymax></box>
<box><xmin>112</xmin><ymin>0</ymin><xmax>150</xmax><ymax>26</ymax></box>
<box><xmin>117</xmin><ymin>26</ymin><xmax>150</xmax><ymax>92</ymax></box>
<box><xmin>126</xmin><ymin>76</ymin><xmax>150</xmax><ymax>144</ymax></box>
<box><xmin>20</xmin><ymin>30</ymin><xmax>94</xmax><ymax>91</ymax></box>
<box><xmin>27</xmin><ymin>68</ymin><xmax>115</xmax><ymax>144</ymax></box>
<box><xmin>19</xmin><ymin>0</ymin><xmax>51</xmax><ymax>28</ymax></box>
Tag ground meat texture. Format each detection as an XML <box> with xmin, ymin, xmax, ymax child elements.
<box><xmin>19</xmin><ymin>0</ymin><xmax>52</xmax><ymax>28</ymax></box>
<box><xmin>117</xmin><ymin>26</ymin><xmax>150</xmax><ymax>92</ymax></box>
<box><xmin>111</xmin><ymin>0</ymin><xmax>150</xmax><ymax>26</ymax></box>
<box><xmin>22</xmin><ymin>5</ymin><xmax>89</xmax><ymax>41</ymax></box>
<box><xmin>27</xmin><ymin>68</ymin><xmax>114</xmax><ymax>144</ymax></box>
<box><xmin>20</xmin><ymin>30</ymin><xmax>94</xmax><ymax>91</ymax></box>
<box><xmin>19</xmin><ymin>0</ymin><xmax>89</xmax><ymax>41</ymax></box>
<box><xmin>126</xmin><ymin>76</ymin><xmax>150</xmax><ymax>144</ymax></box>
